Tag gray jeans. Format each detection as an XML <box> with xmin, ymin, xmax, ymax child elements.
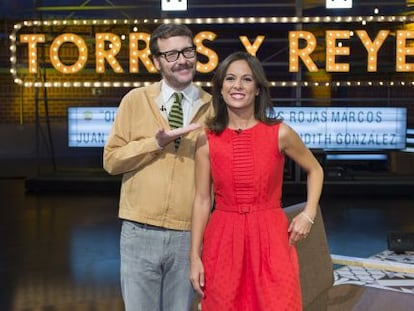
<box><xmin>120</xmin><ymin>220</ymin><xmax>194</xmax><ymax>311</ymax></box>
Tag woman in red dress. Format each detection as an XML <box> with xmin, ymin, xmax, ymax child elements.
<box><xmin>190</xmin><ymin>52</ymin><xmax>324</xmax><ymax>311</ymax></box>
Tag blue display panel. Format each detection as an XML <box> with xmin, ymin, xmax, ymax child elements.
<box><xmin>273</xmin><ymin>107</ymin><xmax>407</xmax><ymax>150</ymax></box>
<box><xmin>68</xmin><ymin>106</ymin><xmax>407</xmax><ymax>150</ymax></box>
<box><xmin>68</xmin><ymin>107</ymin><xmax>116</xmax><ymax>147</ymax></box>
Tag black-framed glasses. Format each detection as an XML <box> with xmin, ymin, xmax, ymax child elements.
<box><xmin>157</xmin><ymin>46</ymin><xmax>196</xmax><ymax>62</ymax></box>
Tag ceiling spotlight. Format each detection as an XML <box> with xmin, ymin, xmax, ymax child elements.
<box><xmin>161</xmin><ymin>0</ymin><xmax>188</xmax><ymax>11</ymax></box>
<box><xmin>326</xmin><ymin>0</ymin><xmax>353</xmax><ymax>9</ymax></box>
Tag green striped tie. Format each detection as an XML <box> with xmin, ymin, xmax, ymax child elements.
<box><xmin>168</xmin><ymin>92</ymin><xmax>184</xmax><ymax>151</ymax></box>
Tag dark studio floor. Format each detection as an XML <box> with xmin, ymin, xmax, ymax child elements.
<box><xmin>1</xmin><ymin>177</ymin><xmax>414</xmax><ymax>311</ymax></box>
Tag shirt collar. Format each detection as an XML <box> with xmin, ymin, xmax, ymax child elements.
<box><xmin>161</xmin><ymin>80</ymin><xmax>198</xmax><ymax>104</ymax></box>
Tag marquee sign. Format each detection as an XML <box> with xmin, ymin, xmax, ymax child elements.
<box><xmin>10</xmin><ymin>16</ymin><xmax>414</xmax><ymax>88</ymax></box>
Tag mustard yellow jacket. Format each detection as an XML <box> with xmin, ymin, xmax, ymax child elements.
<box><xmin>103</xmin><ymin>82</ymin><xmax>212</xmax><ymax>230</ymax></box>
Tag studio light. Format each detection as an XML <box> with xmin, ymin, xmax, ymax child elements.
<box><xmin>161</xmin><ymin>0</ymin><xmax>188</xmax><ymax>11</ymax></box>
<box><xmin>326</xmin><ymin>0</ymin><xmax>353</xmax><ymax>9</ymax></box>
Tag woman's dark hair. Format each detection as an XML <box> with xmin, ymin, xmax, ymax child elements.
<box><xmin>149</xmin><ymin>24</ymin><xmax>194</xmax><ymax>56</ymax></box>
<box><xmin>206</xmin><ymin>51</ymin><xmax>280</xmax><ymax>133</ymax></box>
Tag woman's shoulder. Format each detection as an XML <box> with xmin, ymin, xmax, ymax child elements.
<box><xmin>197</xmin><ymin>129</ymin><xmax>209</xmax><ymax>143</ymax></box>
<box><xmin>195</xmin><ymin>130</ymin><xmax>210</xmax><ymax>153</ymax></box>
<box><xmin>260</xmin><ymin>120</ymin><xmax>286</xmax><ymax>133</ymax></box>
<box><xmin>278</xmin><ymin>121</ymin><xmax>293</xmax><ymax>135</ymax></box>
<box><xmin>278</xmin><ymin>121</ymin><xmax>303</xmax><ymax>150</ymax></box>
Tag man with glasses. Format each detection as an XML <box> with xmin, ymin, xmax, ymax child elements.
<box><xmin>103</xmin><ymin>24</ymin><xmax>212</xmax><ymax>311</ymax></box>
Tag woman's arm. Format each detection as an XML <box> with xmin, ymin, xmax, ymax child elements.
<box><xmin>279</xmin><ymin>123</ymin><xmax>324</xmax><ymax>244</ymax></box>
<box><xmin>189</xmin><ymin>132</ymin><xmax>212</xmax><ymax>297</ymax></box>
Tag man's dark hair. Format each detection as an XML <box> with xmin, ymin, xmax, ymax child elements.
<box><xmin>149</xmin><ymin>24</ymin><xmax>194</xmax><ymax>56</ymax></box>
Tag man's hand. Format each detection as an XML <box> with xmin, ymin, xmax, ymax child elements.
<box><xmin>156</xmin><ymin>123</ymin><xmax>201</xmax><ymax>148</ymax></box>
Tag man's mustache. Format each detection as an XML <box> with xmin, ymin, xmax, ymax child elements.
<box><xmin>173</xmin><ymin>63</ymin><xmax>194</xmax><ymax>71</ymax></box>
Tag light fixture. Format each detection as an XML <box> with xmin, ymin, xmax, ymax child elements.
<box><xmin>326</xmin><ymin>0</ymin><xmax>353</xmax><ymax>9</ymax></box>
<box><xmin>161</xmin><ymin>0</ymin><xmax>187</xmax><ymax>12</ymax></box>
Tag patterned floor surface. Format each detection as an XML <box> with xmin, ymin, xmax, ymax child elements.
<box><xmin>334</xmin><ymin>250</ymin><xmax>414</xmax><ymax>294</ymax></box>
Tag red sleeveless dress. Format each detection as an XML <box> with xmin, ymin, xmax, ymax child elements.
<box><xmin>201</xmin><ymin>122</ymin><xmax>302</xmax><ymax>311</ymax></box>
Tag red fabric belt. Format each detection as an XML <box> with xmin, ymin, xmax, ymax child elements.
<box><xmin>215</xmin><ymin>202</ymin><xmax>281</xmax><ymax>214</ymax></box>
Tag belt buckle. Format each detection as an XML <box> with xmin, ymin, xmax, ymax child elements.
<box><xmin>238</xmin><ymin>204</ymin><xmax>251</xmax><ymax>214</ymax></box>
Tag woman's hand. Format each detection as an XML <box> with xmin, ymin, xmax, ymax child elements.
<box><xmin>190</xmin><ymin>256</ymin><xmax>205</xmax><ymax>297</ymax></box>
<box><xmin>288</xmin><ymin>212</ymin><xmax>314</xmax><ymax>245</ymax></box>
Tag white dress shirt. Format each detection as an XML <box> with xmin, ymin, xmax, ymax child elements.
<box><xmin>159</xmin><ymin>80</ymin><xmax>199</xmax><ymax>126</ymax></box>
